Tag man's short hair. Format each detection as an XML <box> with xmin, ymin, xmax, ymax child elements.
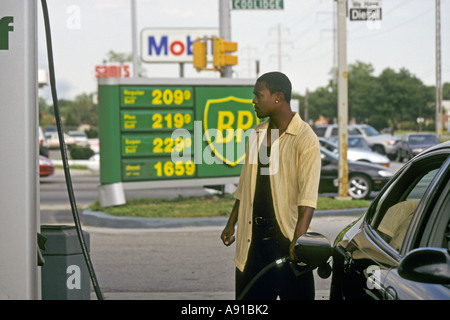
<box><xmin>257</xmin><ymin>72</ymin><xmax>292</xmax><ymax>103</ymax></box>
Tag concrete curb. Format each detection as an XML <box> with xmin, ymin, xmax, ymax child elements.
<box><xmin>81</xmin><ymin>207</ymin><xmax>366</xmax><ymax>229</ymax></box>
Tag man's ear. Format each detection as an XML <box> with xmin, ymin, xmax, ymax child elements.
<box><xmin>275</xmin><ymin>92</ymin><xmax>284</xmax><ymax>103</ymax></box>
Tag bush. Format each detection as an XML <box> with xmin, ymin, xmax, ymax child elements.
<box><xmin>70</xmin><ymin>145</ymin><xmax>94</xmax><ymax>159</ymax></box>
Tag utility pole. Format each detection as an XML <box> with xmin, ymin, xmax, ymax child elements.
<box><xmin>241</xmin><ymin>45</ymin><xmax>257</xmax><ymax>77</ymax></box>
<box><xmin>336</xmin><ymin>0</ymin><xmax>349</xmax><ymax>199</ymax></box>
<box><xmin>267</xmin><ymin>24</ymin><xmax>292</xmax><ymax>72</ymax></box>
<box><xmin>304</xmin><ymin>88</ymin><xmax>309</xmax><ymax>124</ymax></box>
<box><xmin>219</xmin><ymin>0</ymin><xmax>232</xmax><ymax>78</ymax></box>
<box><xmin>435</xmin><ymin>0</ymin><xmax>442</xmax><ymax>139</ymax></box>
<box><xmin>131</xmin><ymin>0</ymin><xmax>138</xmax><ymax>77</ymax></box>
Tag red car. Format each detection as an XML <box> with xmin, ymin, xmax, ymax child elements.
<box><xmin>39</xmin><ymin>155</ymin><xmax>54</xmax><ymax>177</ymax></box>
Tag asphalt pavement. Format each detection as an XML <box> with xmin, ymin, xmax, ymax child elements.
<box><xmin>40</xmin><ymin>166</ymin><xmax>366</xmax><ymax>302</ymax></box>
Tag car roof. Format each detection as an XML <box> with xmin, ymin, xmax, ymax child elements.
<box><xmin>421</xmin><ymin>140</ymin><xmax>450</xmax><ymax>154</ymax></box>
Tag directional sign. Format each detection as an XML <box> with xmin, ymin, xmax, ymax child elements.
<box><xmin>232</xmin><ymin>0</ymin><xmax>284</xmax><ymax>10</ymax></box>
<box><xmin>348</xmin><ymin>0</ymin><xmax>382</xmax><ymax>21</ymax></box>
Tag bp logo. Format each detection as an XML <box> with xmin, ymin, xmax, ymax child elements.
<box><xmin>203</xmin><ymin>96</ymin><xmax>259</xmax><ymax>167</ymax></box>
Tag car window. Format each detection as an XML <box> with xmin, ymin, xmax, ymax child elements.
<box><xmin>348</xmin><ymin>136</ymin><xmax>369</xmax><ymax>149</ymax></box>
<box><xmin>369</xmin><ymin>155</ymin><xmax>447</xmax><ymax>253</ymax></box>
<box><xmin>313</xmin><ymin>127</ymin><xmax>326</xmax><ymax>137</ymax></box>
<box><xmin>417</xmin><ymin>166</ymin><xmax>450</xmax><ymax>250</ymax></box>
<box><xmin>331</xmin><ymin>128</ymin><xmax>338</xmax><ymax>136</ymax></box>
<box><xmin>361</xmin><ymin>125</ymin><xmax>379</xmax><ymax>137</ymax></box>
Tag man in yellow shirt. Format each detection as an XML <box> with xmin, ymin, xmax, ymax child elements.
<box><xmin>221</xmin><ymin>72</ymin><xmax>322</xmax><ymax>300</ymax></box>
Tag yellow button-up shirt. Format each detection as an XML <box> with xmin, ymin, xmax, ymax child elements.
<box><xmin>233</xmin><ymin>113</ymin><xmax>321</xmax><ymax>271</ymax></box>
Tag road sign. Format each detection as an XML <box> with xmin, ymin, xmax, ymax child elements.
<box><xmin>141</xmin><ymin>28</ymin><xmax>218</xmax><ymax>63</ymax></box>
<box><xmin>348</xmin><ymin>0</ymin><xmax>382</xmax><ymax>21</ymax></box>
<box><xmin>98</xmin><ymin>78</ymin><xmax>258</xmax><ymax>206</ymax></box>
<box><xmin>232</xmin><ymin>0</ymin><xmax>284</xmax><ymax>10</ymax></box>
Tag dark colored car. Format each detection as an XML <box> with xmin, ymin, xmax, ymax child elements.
<box><xmin>319</xmin><ymin>147</ymin><xmax>393</xmax><ymax>200</ymax></box>
<box><xmin>328</xmin><ymin>141</ymin><xmax>450</xmax><ymax>300</ymax></box>
<box><xmin>39</xmin><ymin>155</ymin><xmax>54</xmax><ymax>177</ymax></box>
<box><xmin>396</xmin><ymin>133</ymin><xmax>440</xmax><ymax>162</ymax></box>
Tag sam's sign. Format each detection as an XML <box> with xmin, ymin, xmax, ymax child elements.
<box><xmin>141</xmin><ymin>28</ymin><xmax>218</xmax><ymax>63</ymax></box>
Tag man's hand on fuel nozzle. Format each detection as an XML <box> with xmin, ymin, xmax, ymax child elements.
<box><xmin>221</xmin><ymin>225</ymin><xmax>235</xmax><ymax>246</ymax></box>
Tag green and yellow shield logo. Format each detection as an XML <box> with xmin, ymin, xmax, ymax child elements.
<box><xmin>203</xmin><ymin>96</ymin><xmax>259</xmax><ymax>167</ymax></box>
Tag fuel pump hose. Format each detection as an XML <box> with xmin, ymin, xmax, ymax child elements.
<box><xmin>40</xmin><ymin>0</ymin><xmax>103</xmax><ymax>300</ymax></box>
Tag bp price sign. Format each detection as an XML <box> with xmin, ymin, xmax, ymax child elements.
<box><xmin>98</xmin><ymin>78</ymin><xmax>257</xmax><ymax>204</ymax></box>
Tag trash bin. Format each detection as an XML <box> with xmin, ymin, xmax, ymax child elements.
<box><xmin>40</xmin><ymin>225</ymin><xmax>91</xmax><ymax>300</ymax></box>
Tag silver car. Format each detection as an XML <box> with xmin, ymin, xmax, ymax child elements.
<box><xmin>320</xmin><ymin>136</ymin><xmax>390</xmax><ymax>168</ymax></box>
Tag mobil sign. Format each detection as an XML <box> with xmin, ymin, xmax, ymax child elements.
<box><xmin>141</xmin><ymin>28</ymin><xmax>218</xmax><ymax>63</ymax></box>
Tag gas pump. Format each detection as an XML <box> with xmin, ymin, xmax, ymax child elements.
<box><xmin>0</xmin><ymin>0</ymin><xmax>39</xmax><ymax>300</ymax></box>
<box><xmin>0</xmin><ymin>0</ymin><xmax>102</xmax><ymax>300</ymax></box>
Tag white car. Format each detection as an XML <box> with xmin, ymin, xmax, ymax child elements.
<box><xmin>320</xmin><ymin>136</ymin><xmax>390</xmax><ymax>168</ymax></box>
<box><xmin>314</xmin><ymin>124</ymin><xmax>399</xmax><ymax>159</ymax></box>
<box><xmin>45</xmin><ymin>132</ymin><xmax>76</xmax><ymax>149</ymax></box>
<box><xmin>68</xmin><ymin>130</ymin><xmax>89</xmax><ymax>147</ymax></box>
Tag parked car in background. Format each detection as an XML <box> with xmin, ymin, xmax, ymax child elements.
<box><xmin>314</xmin><ymin>124</ymin><xmax>400</xmax><ymax>160</ymax></box>
<box><xmin>45</xmin><ymin>132</ymin><xmax>76</xmax><ymax>149</ymax></box>
<box><xmin>319</xmin><ymin>147</ymin><xmax>393</xmax><ymax>200</ymax></box>
<box><xmin>396</xmin><ymin>133</ymin><xmax>440</xmax><ymax>162</ymax></box>
<box><xmin>349</xmin><ymin>124</ymin><xmax>400</xmax><ymax>160</ymax></box>
<box><xmin>39</xmin><ymin>155</ymin><xmax>54</xmax><ymax>177</ymax></box>
<box><xmin>321</xmin><ymin>136</ymin><xmax>390</xmax><ymax>168</ymax></box>
<box><xmin>43</xmin><ymin>125</ymin><xmax>57</xmax><ymax>137</ymax></box>
<box><xmin>327</xmin><ymin>141</ymin><xmax>450</xmax><ymax>300</ymax></box>
<box><xmin>313</xmin><ymin>124</ymin><xmax>359</xmax><ymax>138</ymax></box>
<box><xmin>38</xmin><ymin>126</ymin><xmax>49</xmax><ymax>157</ymax></box>
<box><xmin>68</xmin><ymin>130</ymin><xmax>89</xmax><ymax>147</ymax></box>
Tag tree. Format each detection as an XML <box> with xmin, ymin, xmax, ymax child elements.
<box><xmin>347</xmin><ymin>61</ymin><xmax>381</xmax><ymax>124</ymax></box>
<box><xmin>307</xmin><ymin>81</ymin><xmax>337</xmax><ymax>123</ymax></box>
<box><xmin>375</xmin><ymin>68</ymin><xmax>428</xmax><ymax>130</ymax></box>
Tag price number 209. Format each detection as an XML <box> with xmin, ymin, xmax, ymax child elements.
<box><xmin>152</xmin><ymin>89</ymin><xmax>191</xmax><ymax>106</ymax></box>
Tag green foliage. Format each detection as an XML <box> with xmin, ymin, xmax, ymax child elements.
<box><xmin>39</xmin><ymin>92</ymin><xmax>97</xmax><ymax>128</ymax></box>
<box><xmin>69</xmin><ymin>145</ymin><xmax>94</xmax><ymax>160</ymax></box>
<box><xmin>299</xmin><ymin>61</ymin><xmax>448</xmax><ymax>131</ymax></box>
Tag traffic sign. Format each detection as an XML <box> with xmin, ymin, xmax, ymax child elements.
<box><xmin>348</xmin><ymin>0</ymin><xmax>382</xmax><ymax>21</ymax></box>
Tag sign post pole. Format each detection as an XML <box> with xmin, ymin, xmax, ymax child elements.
<box><xmin>219</xmin><ymin>0</ymin><xmax>232</xmax><ymax>78</ymax></box>
<box><xmin>336</xmin><ymin>0</ymin><xmax>350</xmax><ymax>200</ymax></box>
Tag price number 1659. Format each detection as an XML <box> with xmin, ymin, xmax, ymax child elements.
<box><xmin>154</xmin><ymin>160</ymin><xmax>195</xmax><ymax>177</ymax></box>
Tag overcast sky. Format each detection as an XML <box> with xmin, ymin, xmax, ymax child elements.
<box><xmin>37</xmin><ymin>0</ymin><xmax>450</xmax><ymax>102</ymax></box>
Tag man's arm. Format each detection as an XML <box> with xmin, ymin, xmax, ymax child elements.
<box><xmin>289</xmin><ymin>206</ymin><xmax>314</xmax><ymax>261</ymax></box>
<box><xmin>221</xmin><ymin>199</ymin><xmax>240</xmax><ymax>246</ymax></box>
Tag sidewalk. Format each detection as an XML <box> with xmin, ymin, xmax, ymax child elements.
<box><xmin>80</xmin><ymin>207</ymin><xmax>366</xmax><ymax>229</ymax></box>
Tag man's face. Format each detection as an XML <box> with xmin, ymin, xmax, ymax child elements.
<box><xmin>252</xmin><ymin>81</ymin><xmax>277</xmax><ymax>119</ymax></box>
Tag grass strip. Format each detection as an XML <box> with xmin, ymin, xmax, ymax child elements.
<box><xmin>89</xmin><ymin>195</ymin><xmax>370</xmax><ymax>218</ymax></box>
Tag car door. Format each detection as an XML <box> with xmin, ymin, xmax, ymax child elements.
<box><xmin>319</xmin><ymin>149</ymin><xmax>338</xmax><ymax>193</ymax></box>
<box><xmin>338</xmin><ymin>152</ymin><xmax>449</xmax><ymax>300</ymax></box>
<box><xmin>381</xmin><ymin>156</ymin><xmax>450</xmax><ymax>300</ymax></box>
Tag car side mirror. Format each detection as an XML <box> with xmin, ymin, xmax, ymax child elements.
<box><xmin>398</xmin><ymin>248</ymin><xmax>450</xmax><ymax>284</ymax></box>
